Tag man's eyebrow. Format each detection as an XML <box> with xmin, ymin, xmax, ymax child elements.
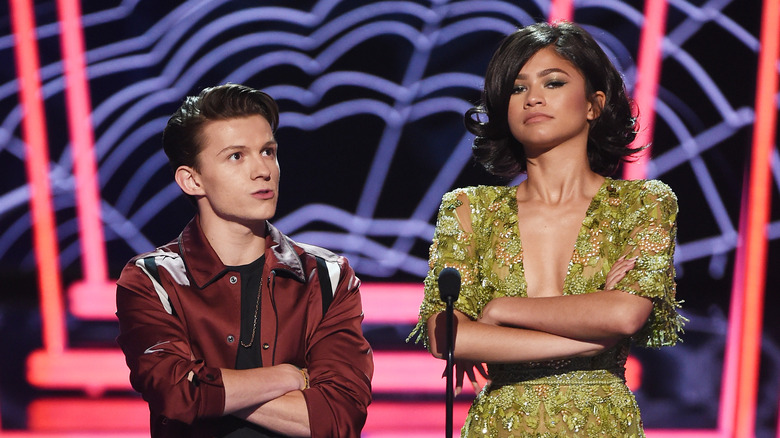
<box><xmin>218</xmin><ymin>145</ymin><xmax>247</xmax><ymax>154</ymax></box>
<box><xmin>218</xmin><ymin>140</ymin><xmax>277</xmax><ymax>153</ymax></box>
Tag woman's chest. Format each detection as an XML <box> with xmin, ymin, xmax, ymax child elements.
<box><xmin>477</xmin><ymin>204</ymin><xmax>626</xmax><ymax>297</ymax></box>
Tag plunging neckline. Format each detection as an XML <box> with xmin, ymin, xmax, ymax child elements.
<box><xmin>511</xmin><ymin>177</ymin><xmax>611</xmax><ymax>298</ymax></box>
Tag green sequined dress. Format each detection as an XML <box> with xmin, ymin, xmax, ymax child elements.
<box><xmin>411</xmin><ymin>178</ymin><xmax>685</xmax><ymax>437</ymax></box>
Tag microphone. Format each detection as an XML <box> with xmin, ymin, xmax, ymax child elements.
<box><xmin>438</xmin><ymin>267</ymin><xmax>461</xmax><ymax>302</ymax></box>
<box><xmin>438</xmin><ymin>267</ymin><xmax>461</xmax><ymax>438</ymax></box>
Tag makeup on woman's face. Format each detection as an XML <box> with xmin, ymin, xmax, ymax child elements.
<box><xmin>507</xmin><ymin>47</ymin><xmax>599</xmax><ymax>152</ymax></box>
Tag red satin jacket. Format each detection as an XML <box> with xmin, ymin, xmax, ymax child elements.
<box><xmin>116</xmin><ymin>216</ymin><xmax>373</xmax><ymax>437</ymax></box>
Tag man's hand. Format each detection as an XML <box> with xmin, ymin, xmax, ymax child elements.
<box><xmin>222</xmin><ymin>363</ymin><xmax>309</xmax><ymax>415</ymax></box>
<box><xmin>297</xmin><ymin>367</ymin><xmax>310</xmax><ymax>390</ymax></box>
<box><xmin>275</xmin><ymin>363</ymin><xmax>308</xmax><ymax>392</ymax></box>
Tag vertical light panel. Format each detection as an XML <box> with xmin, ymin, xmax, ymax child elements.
<box><xmin>10</xmin><ymin>0</ymin><xmax>67</xmax><ymax>353</ymax></box>
<box><xmin>56</xmin><ymin>0</ymin><xmax>108</xmax><ymax>284</ymax></box>
<box><xmin>720</xmin><ymin>181</ymin><xmax>749</xmax><ymax>436</ymax></box>
<box><xmin>623</xmin><ymin>0</ymin><xmax>668</xmax><ymax>180</ymax></box>
<box><xmin>734</xmin><ymin>0</ymin><xmax>779</xmax><ymax>435</ymax></box>
<box><xmin>548</xmin><ymin>0</ymin><xmax>573</xmax><ymax>22</ymax></box>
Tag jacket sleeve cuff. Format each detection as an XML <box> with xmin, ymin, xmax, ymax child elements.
<box><xmin>302</xmin><ymin>386</ymin><xmax>368</xmax><ymax>438</ymax></box>
<box><xmin>192</xmin><ymin>364</ymin><xmax>226</xmax><ymax>417</ymax></box>
<box><xmin>302</xmin><ymin>389</ymin><xmax>331</xmax><ymax>437</ymax></box>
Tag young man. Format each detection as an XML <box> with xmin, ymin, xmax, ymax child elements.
<box><xmin>116</xmin><ymin>84</ymin><xmax>373</xmax><ymax>437</ymax></box>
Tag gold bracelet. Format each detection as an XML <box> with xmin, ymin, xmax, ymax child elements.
<box><xmin>300</xmin><ymin>368</ymin><xmax>309</xmax><ymax>390</ymax></box>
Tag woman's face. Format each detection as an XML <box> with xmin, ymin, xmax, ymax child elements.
<box><xmin>506</xmin><ymin>46</ymin><xmax>602</xmax><ymax>154</ymax></box>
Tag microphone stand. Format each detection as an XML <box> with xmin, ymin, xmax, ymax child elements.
<box><xmin>445</xmin><ymin>294</ymin><xmax>455</xmax><ymax>438</ymax></box>
<box><xmin>438</xmin><ymin>266</ymin><xmax>460</xmax><ymax>438</ymax></box>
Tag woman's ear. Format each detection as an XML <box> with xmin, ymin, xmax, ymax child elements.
<box><xmin>175</xmin><ymin>165</ymin><xmax>204</xmax><ymax>197</ymax></box>
<box><xmin>587</xmin><ymin>91</ymin><xmax>606</xmax><ymax>121</ymax></box>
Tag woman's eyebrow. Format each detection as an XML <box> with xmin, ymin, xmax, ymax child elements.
<box><xmin>516</xmin><ymin>67</ymin><xmax>571</xmax><ymax>80</ymax></box>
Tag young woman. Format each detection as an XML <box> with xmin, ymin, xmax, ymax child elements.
<box><xmin>411</xmin><ymin>21</ymin><xmax>684</xmax><ymax>436</ymax></box>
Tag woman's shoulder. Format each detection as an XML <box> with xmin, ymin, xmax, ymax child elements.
<box><xmin>441</xmin><ymin>185</ymin><xmax>516</xmax><ymax>205</ymax></box>
<box><xmin>608</xmin><ymin>178</ymin><xmax>678</xmax><ymax>219</ymax></box>
<box><xmin>609</xmin><ymin>178</ymin><xmax>677</xmax><ymax>201</ymax></box>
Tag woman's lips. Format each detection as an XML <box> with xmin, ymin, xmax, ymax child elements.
<box><xmin>524</xmin><ymin>113</ymin><xmax>552</xmax><ymax>124</ymax></box>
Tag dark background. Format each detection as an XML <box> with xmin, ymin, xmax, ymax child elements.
<box><xmin>0</xmin><ymin>0</ymin><xmax>778</xmax><ymax>435</ymax></box>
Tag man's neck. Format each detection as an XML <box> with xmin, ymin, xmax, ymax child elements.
<box><xmin>198</xmin><ymin>214</ymin><xmax>268</xmax><ymax>266</ymax></box>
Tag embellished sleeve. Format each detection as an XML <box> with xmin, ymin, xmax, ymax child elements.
<box><xmin>408</xmin><ymin>189</ymin><xmax>483</xmax><ymax>349</ymax></box>
<box><xmin>615</xmin><ymin>180</ymin><xmax>686</xmax><ymax>347</ymax></box>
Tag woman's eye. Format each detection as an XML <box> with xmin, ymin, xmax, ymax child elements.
<box><xmin>229</xmin><ymin>152</ymin><xmax>242</xmax><ymax>160</ymax></box>
<box><xmin>512</xmin><ymin>85</ymin><xmax>526</xmax><ymax>94</ymax></box>
<box><xmin>546</xmin><ymin>80</ymin><xmax>566</xmax><ymax>88</ymax></box>
<box><xmin>262</xmin><ymin>148</ymin><xmax>276</xmax><ymax>157</ymax></box>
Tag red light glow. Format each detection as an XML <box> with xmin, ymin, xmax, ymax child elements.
<box><xmin>548</xmin><ymin>0</ymin><xmax>574</xmax><ymax>22</ymax></box>
<box><xmin>734</xmin><ymin>0</ymin><xmax>779</xmax><ymax>435</ymax></box>
<box><xmin>623</xmin><ymin>0</ymin><xmax>668</xmax><ymax>180</ymax></box>
<box><xmin>10</xmin><ymin>0</ymin><xmax>67</xmax><ymax>354</ymax></box>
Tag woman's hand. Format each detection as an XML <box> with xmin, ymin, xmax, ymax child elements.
<box><xmin>605</xmin><ymin>256</ymin><xmax>636</xmax><ymax>290</ymax></box>
<box><xmin>446</xmin><ymin>360</ymin><xmax>489</xmax><ymax>396</ymax></box>
<box><xmin>478</xmin><ymin>297</ymin><xmax>505</xmax><ymax>326</ymax></box>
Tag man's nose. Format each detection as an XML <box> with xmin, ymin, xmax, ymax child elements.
<box><xmin>250</xmin><ymin>156</ymin><xmax>271</xmax><ymax>180</ymax></box>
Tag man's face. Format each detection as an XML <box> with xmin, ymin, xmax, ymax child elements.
<box><xmin>188</xmin><ymin>115</ymin><xmax>280</xmax><ymax>227</ymax></box>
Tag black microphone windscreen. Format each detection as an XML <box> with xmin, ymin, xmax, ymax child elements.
<box><xmin>438</xmin><ymin>267</ymin><xmax>461</xmax><ymax>301</ymax></box>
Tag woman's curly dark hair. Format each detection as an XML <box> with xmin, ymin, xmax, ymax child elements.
<box><xmin>465</xmin><ymin>21</ymin><xmax>640</xmax><ymax>178</ymax></box>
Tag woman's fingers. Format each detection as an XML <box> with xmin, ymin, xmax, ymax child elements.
<box><xmin>472</xmin><ymin>362</ymin><xmax>489</xmax><ymax>392</ymax></box>
<box><xmin>450</xmin><ymin>360</ymin><xmax>489</xmax><ymax>396</ymax></box>
<box><xmin>605</xmin><ymin>256</ymin><xmax>636</xmax><ymax>290</ymax></box>
<box><xmin>465</xmin><ymin>367</ymin><xmax>479</xmax><ymax>392</ymax></box>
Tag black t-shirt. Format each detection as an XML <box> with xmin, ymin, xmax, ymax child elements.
<box><xmin>220</xmin><ymin>256</ymin><xmax>287</xmax><ymax>438</ymax></box>
<box><xmin>234</xmin><ymin>255</ymin><xmax>264</xmax><ymax>370</ymax></box>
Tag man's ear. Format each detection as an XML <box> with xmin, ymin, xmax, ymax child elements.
<box><xmin>587</xmin><ymin>91</ymin><xmax>606</xmax><ymax>121</ymax></box>
<box><xmin>175</xmin><ymin>165</ymin><xmax>204</xmax><ymax>197</ymax></box>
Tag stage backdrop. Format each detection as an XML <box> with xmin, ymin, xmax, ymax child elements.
<box><xmin>0</xmin><ymin>0</ymin><xmax>778</xmax><ymax>436</ymax></box>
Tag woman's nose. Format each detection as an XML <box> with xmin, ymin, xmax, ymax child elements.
<box><xmin>524</xmin><ymin>92</ymin><xmax>544</xmax><ymax>108</ymax></box>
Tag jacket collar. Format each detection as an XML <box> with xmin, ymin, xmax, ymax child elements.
<box><xmin>265</xmin><ymin>221</ymin><xmax>306</xmax><ymax>282</ymax></box>
<box><xmin>178</xmin><ymin>216</ymin><xmax>306</xmax><ymax>289</ymax></box>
